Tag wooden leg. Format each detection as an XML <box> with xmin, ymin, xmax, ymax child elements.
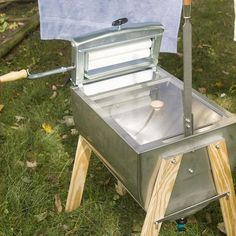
<box><xmin>141</xmin><ymin>155</ymin><xmax>182</xmax><ymax>236</ymax></box>
<box><xmin>207</xmin><ymin>140</ymin><xmax>236</xmax><ymax>236</ymax></box>
<box><xmin>65</xmin><ymin>136</ymin><xmax>92</xmax><ymax>212</ymax></box>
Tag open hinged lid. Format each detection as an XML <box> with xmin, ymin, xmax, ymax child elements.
<box><xmin>70</xmin><ymin>20</ymin><xmax>164</xmax><ymax>87</ymax></box>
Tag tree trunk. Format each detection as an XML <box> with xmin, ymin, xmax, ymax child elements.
<box><xmin>0</xmin><ymin>13</ymin><xmax>39</xmax><ymax>58</ymax></box>
<box><xmin>0</xmin><ymin>0</ymin><xmax>36</xmax><ymax>3</ymax></box>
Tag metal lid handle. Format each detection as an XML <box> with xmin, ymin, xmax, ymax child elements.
<box><xmin>112</xmin><ymin>18</ymin><xmax>128</xmax><ymax>27</ymax></box>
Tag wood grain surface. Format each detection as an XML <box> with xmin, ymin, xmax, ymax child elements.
<box><xmin>65</xmin><ymin>136</ymin><xmax>92</xmax><ymax>212</ymax></box>
<box><xmin>141</xmin><ymin>155</ymin><xmax>182</xmax><ymax>236</ymax></box>
<box><xmin>207</xmin><ymin>140</ymin><xmax>236</xmax><ymax>236</ymax></box>
<box><xmin>0</xmin><ymin>69</ymin><xmax>27</xmax><ymax>83</ymax></box>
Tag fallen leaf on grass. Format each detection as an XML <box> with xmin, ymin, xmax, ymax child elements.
<box><xmin>113</xmin><ymin>194</ymin><xmax>120</xmax><ymax>201</ymax></box>
<box><xmin>52</xmin><ymin>85</ymin><xmax>57</xmax><ymax>91</ymax></box>
<box><xmin>62</xmin><ymin>134</ymin><xmax>68</xmax><ymax>139</ymax></box>
<box><xmin>214</xmin><ymin>81</ymin><xmax>224</xmax><ymax>89</ymax></box>
<box><xmin>10</xmin><ymin>126</ymin><xmax>20</xmax><ymax>130</ymax></box>
<box><xmin>205</xmin><ymin>212</ymin><xmax>212</xmax><ymax>224</ymax></box>
<box><xmin>26</xmin><ymin>160</ymin><xmax>37</xmax><ymax>168</ymax></box>
<box><xmin>50</xmin><ymin>91</ymin><xmax>57</xmax><ymax>99</ymax></box>
<box><xmin>0</xmin><ymin>104</ymin><xmax>4</xmax><ymax>112</ymax></box>
<box><xmin>54</xmin><ymin>194</ymin><xmax>63</xmax><ymax>213</ymax></box>
<box><xmin>196</xmin><ymin>68</ymin><xmax>203</xmax><ymax>73</ymax></box>
<box><xmin>34</xmin><ymin>211</ymin><xmax>48</xmax><ymax>222</ymax></box>
<box><xmin>177</xmin><ymin>52</ymin><xmax>183</xmax><ymax>58</ymax></box>
<box><xmin>70</xmin><ymin>128</ymin><xmax>78</xmax><ymax>136</ymax></box>
<box><xmin>8</xmin><ymin>22</ymin><xmax>19</xmax><ymax>30</ymax></box>
<box><xmin>131</xmin><ymin>222</ymin><xmax>142</xmax><ymax>236</ymax></box>
<box><xmin>217</xmin><ymin>222</ymin><xmax>226</xmax><ymax>234</ymax></box>
<box><xmin>63</xmin><ymin>116</ymin><xmax>75</xmax><ymax>127</ymax></box>
<box><xmin>202</xmin><ymin>228</ymin><xmax>210</xmax><ymax>235</ymax></box>
<box><xmin>229</xmin><ymin>85</ymin><xmax>236</xmax><ymax>94</ymax></box>
<box><xmin>198</xmin><ymin>87</ymin><xmax>207</xmax><ymax>94</ymax></box>
<box><xmin>63</xmin><ymin>225</ymin><xmax>69</xmax><ymax>230</ymax></box>
<box><xmin>42</xmin><ymin>123</ymin><xmax>53</xmax><ymax>134</ymax></box>
<box><xmin>115</xmin><ymin>181</ymin><xmax>127</xmax><ymax>196</ymax></box>
<box><xmin>222</xmin><ymin>70</ymin><xmax>229</xmax><ymax>75</ymax></box>
<box><xmin>22</xmin><ymin>176</ymin><xmax>31</xmax><ymax>183</ymax></box>
<box><xmin>15</xmin><ymin>116</ymin><xmax>25</xmax><ymax>122</ymax></box>
<box><xmin>18</xmin><ymin>22</ymin><xmax>25</xmax><ymax>26</ymax></box>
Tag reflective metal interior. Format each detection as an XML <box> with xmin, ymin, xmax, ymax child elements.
<box><xmin>90</xmin><ymin>68</ymin><xmax>227</xmax><ymax>148</ymax></box>
<box><xmin>92</xmin><ymin>78</ymin><xmax>223</xmax><ymax>146</ymax></box>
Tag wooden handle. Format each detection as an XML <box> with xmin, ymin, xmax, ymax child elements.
<box><xmin>0</xmin><ymin>69</ymin><xmax>28</xmax><ymax>83</ymax></box>
<box><xmin>183</xmin><ymin>0</ymin><xmax>191</xmax><ymax>5</ymax></box>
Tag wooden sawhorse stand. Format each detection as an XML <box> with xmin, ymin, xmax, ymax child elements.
<box><xmin>65</xmin><ymin>136</ymin><xmax>236</xmax><ymax>236</ymax></box>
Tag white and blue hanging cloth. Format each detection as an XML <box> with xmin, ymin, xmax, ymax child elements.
<box><xmin>38</xmin><ymin>0</ymin><xmax>182</xmax><ymax>53</ymax></box>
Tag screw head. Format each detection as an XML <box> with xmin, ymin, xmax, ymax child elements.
<box><xmin>215</xmin><ymin>144</ymin><xmax>221</xmax><ymax>149</ymax></box>
<box><xmin>188</xmin><ymin>168</ymin><xmax>194</xmax><ymax>174</ymax></box>
<box><xmin>171</xmin><ymin>158</ymin><xmax>177</xmax><ymax>164</ymax></box>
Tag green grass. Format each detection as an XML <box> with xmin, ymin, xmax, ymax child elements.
<box><xmin>0</xmin><ymin>0</ymin><xmax>236</xmax><ymax>235</ymax></box>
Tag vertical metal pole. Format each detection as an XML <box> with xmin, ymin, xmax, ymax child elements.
<box><xmin>183</xmin><ymin>0</ymin><xmax>193</xmax><ymax>136</ymax></box>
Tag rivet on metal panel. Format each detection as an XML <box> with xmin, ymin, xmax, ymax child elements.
<box><xmin>188</xmin><ymin>168</ymin><xmax>194</xmax><ymax>174</ymax></box>
<box><xmin>186</xmin><ymin>124</ymin><xmax>191</xmax><ymax>128</ymax></box>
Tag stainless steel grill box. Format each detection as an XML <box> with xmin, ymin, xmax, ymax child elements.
<box><xmin>69</xmin><ymin>22</ymin><xmax>236</xmax><ymax>219</ymax></box>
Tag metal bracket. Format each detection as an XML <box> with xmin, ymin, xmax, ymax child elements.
<box><xmin>155</xmin><ymin>192</ymin><xmax>229</xmax><ymax>225</ymax></box>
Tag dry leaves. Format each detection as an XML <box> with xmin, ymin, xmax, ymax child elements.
<box><xmin>54</xmin><ymin>194</ymin><xmax>63</xmax><ymax>213</ymax></box>
<box><xmin>131</xmin><ymin>222</ymin><xmax>142</xmax><ymax>236</ymax></box>
<box><xmin>205</xmin><ymin>212</ymin><xmax>212</xmax><ymax>224</ymax></box>
<box><xmin>220</xmin><ymin>93</ymin><xmax>226</xmax><ymax>98</ymax></box>
<box><xmin>115</xmin><ymin>181</ymin><xmax>127</xmax><ymax>196</ymax></box>
<box><xmin>50</xmin><ymin>91</ymin><xmax>57</xmax><ymax>99</ymax></box>
<box><xmin>42</xmin><ymin>123</ymin><xmax>53</xmax><ymax>134</ymax></box>
<box><xmin>34</xmin><ymin>211</ymin><xmax>48</xmax><ymax>222</ymax></box>
<box><xmin>217</xmin><ymin>222</ymin><xmax>226</xmax><ymax>234</ymax></box>
<box><xmin>52</xmin><ymin>85</ymin><xmax>57</xmax><ymax>91</ymax></box>
<box><xmin>222</xmin><ymin>70</ymin><xmax>229</xmax><ymax>75</ymax></box>
<box><xmin>198</xmin><ymin>87</ymin><xmax>207</xmax><ymax>94</ymax></box>
<box><xmin>49</xmin><ymin>85</ymin><xmax>58</xmax><ymax>99</ymax></box>
<box><xmin>0</xmin><ymin>104</ymin><xmax>4</xmax><ymax>112</ymax></box>
<box><xmin>26</xmin><ymin>160</ymin><xmax>37</xmax><ymax>168</ymax></box>
<box><xmin>229</xmin><ymin>85</ymin><xmax>236</xmax><ymax>94</ymax></box>
<box><xmin>70</xmin><ymin>128</ymin><xmax>78</xmax><ymax>136</ymax></box>
<box><xmin>63</xmin><ymin>116</ymin><xmax>75</xmax><ymax>127</ymax></box>
<box><xmin>62</xmin><ymin>134</ymin><xmax>68</xmax><ymax>139</ymax></box>
<box><xmin>15</xmin><ymin>115</ymin><xmax>25</xmax><ymax>122</ymax></box>
<box><xmin>214</xmin><ymin>81</ymin><xmax>224</xmax><ymax>89</ymax></box>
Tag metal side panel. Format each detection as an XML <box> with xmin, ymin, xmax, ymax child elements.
<box><xmin>70</xmin><ymin>87</ymin><xmax>141</xmax><ymax>204</ymax></box>
<box><xmin>139</xmin><ymin>122</ymin><xmax>236</xmax><ymax>218</ymax></box>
